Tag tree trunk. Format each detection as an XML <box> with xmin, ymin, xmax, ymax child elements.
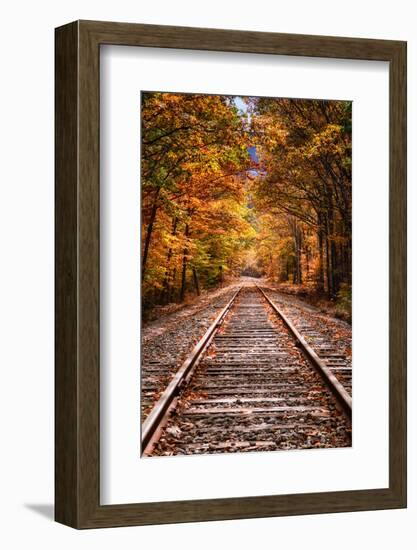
<box><xmin>179</xmin><ymin>223</ymin><xmax>189</xmax><ymax>302</ymax></box>
<box><xmin>142</xmin><ymin>186</ymin><xmax>160</xmax><ymax>281</ymax></box>
<box><xmin>296</xmin><ymin>226</ymin><xmax>303</xmax><ymax>284</ymax></box>
<box><xmin>161</xmin><ymin>217</ymin><xmax>178</xmax><ymax>303</ymax></box>
<box><xmin>291</xmin><ymin>222</ymin><xmax>302</xmax><ymax>284</ymax></box>
<box><xmin>192</xmin><ymin>267</ymin><xmax>200</xmax><ymax>296</ymax></box>
<box><xmin>325</xmin><ymin>214</ymin><xmax>334</xmax><ymax>298</ymax></box>
<box><xmin>168</xmin><ymin>267</ymin><xmax>177</xmax><ymax>303</ymax></box>
<box><xmin>316</xmin><ymin>212</ymin><xmax>325</xmax><ymax>293</ymax></box>
<box><xmin>328</xmin><ymin>210</ymin><xmax>339</xmax><ymax>296</ymax></box>
<box><xmin>305</xmin><ymin>242</ymin><xmax>310</xmax><ymax>281</ymax></box>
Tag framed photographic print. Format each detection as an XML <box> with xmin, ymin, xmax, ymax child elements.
<box><xmin>55</xmin><ymin>20</ymin><xmax>406</xmax><ymax>528</ymax></box>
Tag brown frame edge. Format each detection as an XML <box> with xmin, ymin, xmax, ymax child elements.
<box><xmin>55</xmin><ymin>19</ymin><xmax>407</xmax><ymax>529</ymax></box>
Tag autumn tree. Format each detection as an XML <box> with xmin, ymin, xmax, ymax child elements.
<box><xmin>141</xmin><ymin>93</ymin><xmax>352</xmax><ymax>313</ymax></box>
<box><xmin>141</xmin><ymin>92</ymin><xmax>254</xmax><ymax>307</ymax></box>
<box><xmin>250</xmin><ymin>98</ymin><xmax>352</xmax><ymax>298</ymax></box>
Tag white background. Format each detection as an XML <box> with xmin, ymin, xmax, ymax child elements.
<box><xmin>101</xmin><ymin>47</ymin><xmax>389</xmax><ymax>504</ymax></box>
<box><xmin>0</xmin><ymin>0</ymin><xmax>415</xmax><ymax>548</ymax></box>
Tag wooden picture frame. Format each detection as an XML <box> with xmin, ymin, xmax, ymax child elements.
<box><xmin>55</xmin><ymin>20</ymin><xmax>407</xmax><ymax>528</ymax></box>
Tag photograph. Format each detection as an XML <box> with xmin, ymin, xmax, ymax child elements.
<box><xmin>49</xmin><ymin>7</ymin><xmax>406</xmax><ymax>534</ymax></box>
<box><xmin>0</xmin><ymin>0</ymin><xmax>409</xmax><ymax>539</ymax></box>
<box><xmin>140</xmin><ymin>91</ymin><xmax>352</xmax><ymax>457</ymax></box>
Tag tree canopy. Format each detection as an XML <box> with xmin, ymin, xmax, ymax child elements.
<box><xmin>141</xmin><ymin>92</ymin><xmax>352</xmax><ymax>309</ymax></box>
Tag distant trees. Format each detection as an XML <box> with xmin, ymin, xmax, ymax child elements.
<box><xmin>250</xmin><ymin>98</ymin><xmax>352</xmax><ymax>298</ymax></box>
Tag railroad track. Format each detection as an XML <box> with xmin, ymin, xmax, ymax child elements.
<box><xmin>141</xmin><ymin>285</ymin><xmax>352</xmax><ymax>457</ymax></box>
<box><xmin>259</xmin><ymin>287</ymin><xmax>352</xmax><ymax>396</ymax></box>
<box><xmin>140</xmin><ymin>288</ymin><xmax>240</xmax><ymax>420</ymax></box>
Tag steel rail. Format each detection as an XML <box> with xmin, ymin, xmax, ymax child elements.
<box><xmin>141</xmin><ymin>286</ymin><xmax>242</xmax><ymax>455</ymax></box>
<box><xmin>256</xmin><ymin>285</ymin><xmax>352</xmax><ymax>419</ymax></box>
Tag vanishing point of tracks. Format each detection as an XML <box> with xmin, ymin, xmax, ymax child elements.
<box><xmin>142</xmin><ymin>284</ymin><xmax>352</xmax><ymax>456</ymax></box>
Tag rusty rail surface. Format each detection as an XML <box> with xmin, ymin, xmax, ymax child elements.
<box><xmin>256</xmin><ymin>285</ymin><xmax>352</xmax><ymax>419</ymax></box>
<box><xmin>141</xmin><ymin>286</ymin><xmax>242</xmax><ymax>455</ymax></box>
